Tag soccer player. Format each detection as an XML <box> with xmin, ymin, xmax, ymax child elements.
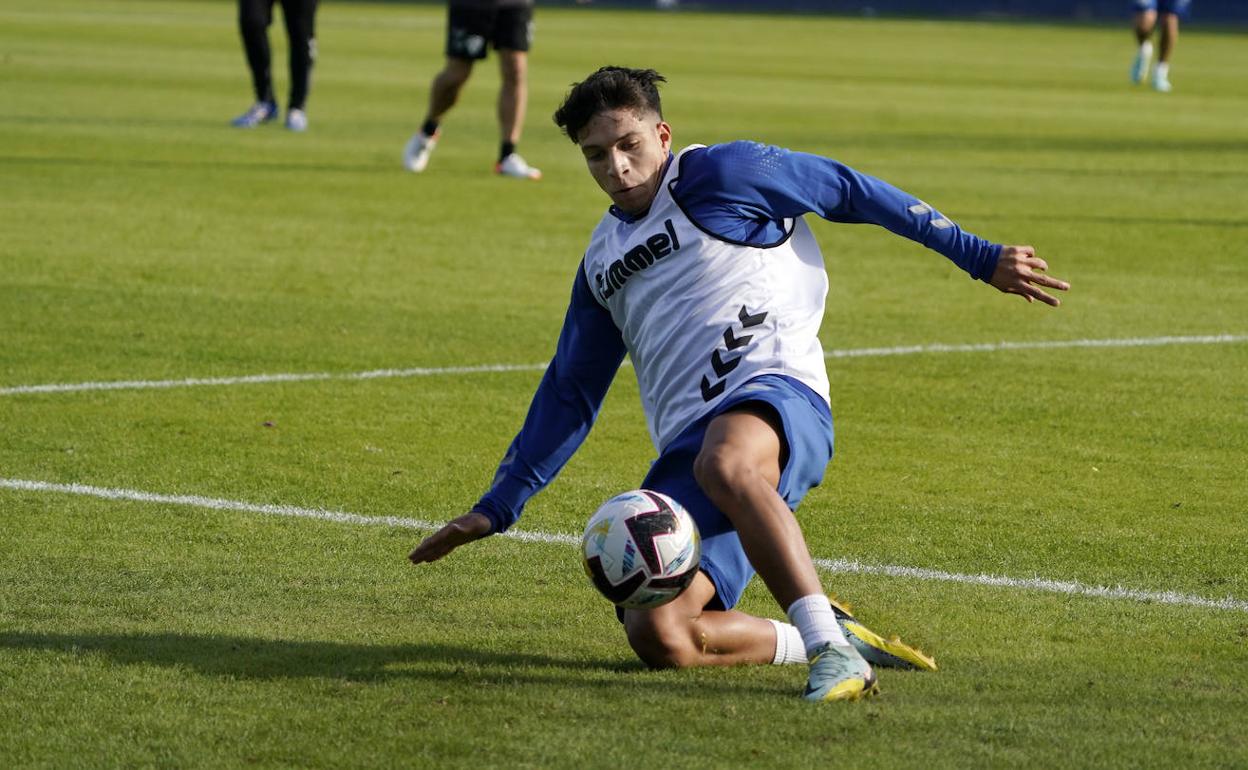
<box><xmin>402</xmin><ymin>0</ymin><xmax>541</xmax><ymax>179</ymax></box>
<box><xmin>408</xmin><ymin>67</ymin><xmax>1069</xmax><ymax>701</ymax></box>
<box><xmin>231</xmin><ymin>0</ymin><xmax>319</xmax><ymax>131</ymax></box>
<box><xmin>1130</xmin><ymin>0</ymin><xmax>1191</xmax><ymax>92</ymax></box>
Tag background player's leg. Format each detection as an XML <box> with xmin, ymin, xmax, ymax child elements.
<box><xmin>1158</xmin><ymin>12</ymin><xmax>1178</xmax><ymax>61</ymax></box>
<box><xmin>493</xmin><ymin>49</ymin><xmax>539</xmax><ymax>178</ymax></box>
<box><xmin>233</xmin><ymin>0</ymin><xmax>278</xmax><ymax>126</ymax></box>
<box><xmin>1152</xmin><ymin>12</ymin><xmax>1178</xmax><ymax>91</ymax></box>
<box><xmin>622</xmin><ymin>572</ymin><xmax>782</xmax><ymax>667</ymax></box>
<box><xmin>238</xmin><ymin>0</ymin><xmax>275</xmax><ymax>106</ymax></box>
<box><xmin>496</xmin><ymin>49</ymin><xmax>526</xmax><ymax>149</ymax></box>
<box><xmin>402</xmin><ymin>57</ymin><xmax>472</xmax><ymax>173</ymax></box>
<box><xmin>426</xmin><ymin>57</ymin><xmax>474</xmax><ymax>128</ymax></box>
<box><xmin>1130</xmin><ymin>9</ymin><xmax>1157</xmax><ymax>84</ymax></box>
<box><xmin>280</xmin><ymin>0</ymin><xmax>317</xmax><ymax>114</ymax></box>
<box><xmin>1134</xmin><ymin>8</ymin><xmax>1157</xmax><ymax>44</ymax></box>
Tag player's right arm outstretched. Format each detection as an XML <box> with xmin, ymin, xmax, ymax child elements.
<box><xmin>673</xmin><ymin>141</ymin><xmax>1069</xmax><ymax>304</ymax></box>
<box><xmin>409</xmin><ymin>263</ymin><xmax>627</xmax><ymax>565</ymax></box>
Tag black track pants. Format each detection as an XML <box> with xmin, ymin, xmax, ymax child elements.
<box><xmin>238</xmin><ymin>0</ymin><xmax>318</xmax><ymax>109</ymax></box>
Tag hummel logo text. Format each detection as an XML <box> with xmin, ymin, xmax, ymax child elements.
<box><xmin>595</xmin><ymin>219</ymin><xmax>681</xmax><ymax>302</ymax></box>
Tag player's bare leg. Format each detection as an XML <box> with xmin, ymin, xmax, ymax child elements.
<box><xmin>494</xmin><ymin>49</ymin><xmax>540</xmax><ymax>179</ymax></box>
<box><xmin>693</xmin><ymin>405</ymin><xmax>876</xmax><ymax>700</ymax></box>
<box><xmin>497</xmin><ymin>49</ymin><xmax>526</xmax><ymax>146</ymax></box>
<box><xmin>1153</xmin><ymin>12</ymin><xmax>1178</xmax><ymax>91</ymax></box>
<box><xmin>428</xmin><ymin>56</ymin><xmax>473</xmax><ymax>124</ymax></box>
<box><xmin>1158</xmin><ymin>13</ymin><xmax>1178</xmax><ymax>63</ymax></box>
<box><xmin>1130</xmin><ymin>9</ymin><xmax>1156</xmax><ymax>84</ymax></box>
<box><xmin>622</xmin><ymin>572</ymin><xmax>780</xmax><ymax>668</ymax></box>
<box><xmin>693</xmin><ymin>406</ymin><xmax>821</xmax><ymax>609</ymax></box>
<box><xmin>403</xmin><ymin>57</ymin><xmax>473</xmax><ymax>172</ymax></box>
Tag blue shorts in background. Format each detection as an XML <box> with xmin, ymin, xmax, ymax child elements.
<box><xmin>1134</xmin><ymin>0</ymin><xmax>1192</xmax><ymax>18</ymax></box>
<box><xmin>637</xmin><ymin>373</ymin><xmax>834</xmax><ymax>613</ymax></box>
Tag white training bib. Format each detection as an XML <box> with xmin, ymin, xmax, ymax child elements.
<box><xmin>582</xmin><ymin>145</ymin><xmax>831</xmax><ymax>451</ymax></box>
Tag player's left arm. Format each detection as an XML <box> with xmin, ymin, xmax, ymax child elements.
<box><xmin>986</xmin><ymin>245</ymin><xmax>1069</xmax><ymax>307</ymax></box>
<box><xmin>691</xmin><ymin>141</ymin><xmax>1069</xmax><ymax>304</ymax></box>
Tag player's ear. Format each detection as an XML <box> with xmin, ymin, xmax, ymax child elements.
<box><xmin>656</xmin><ymin>120</ymin><xmax>672</xmax><ymax>152</ymax></box>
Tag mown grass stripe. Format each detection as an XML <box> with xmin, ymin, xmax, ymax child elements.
<box><xmin>3</xmin><ymin>477</ymin><xmax>1244</xmax><ymax>613</ymax></box>
<box><xmin>3</xmin><ymin>333</ymin><xmax>1245</xmax><ymax>396</ymax></box>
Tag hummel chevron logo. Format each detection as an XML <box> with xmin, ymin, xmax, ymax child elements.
<box><xmin>700</xmin><ymin>305</ymin><xmax>770</xmax><ymax>402</ymax></box>
<box><xmin>710</xmin><ymin>349</ymin><xmax>740</xmax><ymax>378</ymax></box>
<box><xmin>738</xmin><ymin>306</ymin><xmax>768</xmax><ymax>327</ymax></box>
<box><xmin>700</xmin><ymin>375</ymin><xmax>726</xmax><ymax>402</ymax></box>
<box><xmin>723</xmin><ymin>327</ymin><xmax>752</xmax><ymax>350</ymax></box>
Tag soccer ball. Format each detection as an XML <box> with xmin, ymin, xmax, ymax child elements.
<box><xmin>581</xmin><ymin>489</ymin><xmax>701</xmax><ymax>610</ymax></box>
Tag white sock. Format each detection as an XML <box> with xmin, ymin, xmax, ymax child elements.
<box><xmin>1155</xmin><ymin>61</ymin><xmax>1170</xmax><ymax>79</ymax></box>
<box><xmin>1138</xmin><ymin>40</ymin><xmax>1154</xmax><ymax>60</ymax></box>
<box><xmin>786</xmin><ymin>594</ymin><xmax>848</xmax><ymax>660</ymax></box>
<box><xmin>767</xmin><ymin>619</ymin><xmax>808</xmax><ymax>665</ymax></box>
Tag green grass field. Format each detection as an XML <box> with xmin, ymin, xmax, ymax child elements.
<box><xmin>2</xmin><ymin>0</ymin><xmax>1247</xmax><ymax>766</ymax></box>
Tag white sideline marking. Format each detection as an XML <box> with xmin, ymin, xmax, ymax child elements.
<box><xmin>0</xmin><ymin>363</ymin><xmax>550</xmax><ymax>396</ymax></box>
<box><xmin>4</xmin><ymin>334</ymin><xmax>1246</xmax><ymax>396</ymax></box>
<box><xmin>822</xmin><ymin>333</ymin><xmax>1248</xmax><ymax>359</ymax></box>
<box><xmin>3</xmin><ymin>477</ymin><xmax>1245</xmax><ymax>614</ymax></box>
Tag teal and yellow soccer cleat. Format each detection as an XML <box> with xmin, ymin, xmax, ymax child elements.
<box><xmin>829</xmin><ymin>596</ymin><xmax>938</xmax><ymax>672</ymax></box>
<box><xmin>803</xmin><ymin>642</ymin><xmax>878</xmax><ymax>703</ymax></box>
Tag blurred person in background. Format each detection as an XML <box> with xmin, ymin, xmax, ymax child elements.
<box><xmin>402</xmin><ymin>0</ymin><xmax>541</xmax><ymax>179</ymax></box>
<box><xmin>1130</xmin><ymin>0</ymin><xmax>1191</xmax><ymax>92</ymax></box>
<box><xmin>231</xmin><ymin>0</ymin><xmax>319</xmax><ymax>131</ymax></box>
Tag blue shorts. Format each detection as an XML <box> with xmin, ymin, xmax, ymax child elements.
<box><xmin>1134</xmin><ymin>0</ymin><xmax>1191</xmax><ymax>17</ymax></box>
<box><xmin>635</xmin><ymin>374</ymin><xmax>834</xmax><ymax>613</ymax></box>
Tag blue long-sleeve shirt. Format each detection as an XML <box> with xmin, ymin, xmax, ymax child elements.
<box><xmin>473</xmin><ymin>141</ymin><xmax>1001</xmax><ymax>533</ymax></box>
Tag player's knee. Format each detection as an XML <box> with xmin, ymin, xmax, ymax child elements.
<box><xmin>625</xmin><ymin>617</ymin><xmax>699</xmax><ymax>669</ymax></box>
<box><xmin>692</xmin><ymin>444</ymin><xmax>751</xmax><ymax>499</ymax></box>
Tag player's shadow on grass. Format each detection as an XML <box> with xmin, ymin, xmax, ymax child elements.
<box><xmin>0</xmin><ymin>631</ymin><xmax>786</xmax><ymax>696</ymax></box>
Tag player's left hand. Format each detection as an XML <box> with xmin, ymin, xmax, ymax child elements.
<box><xmin>989</xmin><ymin>246</ymin><xmax>1070</xmax><ymax>306</ymax></box>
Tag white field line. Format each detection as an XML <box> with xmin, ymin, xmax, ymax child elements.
<box><xmin>4</xmin><ymin>334</ymin><xmax>1246</xmax><ymax>397</ymax></box>
<box><xmin>3</xmin><ymin>477</ymin><xmax>1245</xmax><ymax>614</ymax></box>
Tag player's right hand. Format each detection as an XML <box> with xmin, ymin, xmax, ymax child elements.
<box><xmin>408</xmin><ymin>511</ymin><xmax>492</xmax><ymax>564</ymax></box>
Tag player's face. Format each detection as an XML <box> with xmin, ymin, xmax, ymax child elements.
<box><xmin>576</xmin><ymin>109</ymin><xmax>673</xmax><ymax>215</ymax></box>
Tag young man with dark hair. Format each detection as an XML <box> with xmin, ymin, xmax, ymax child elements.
<box><xmin>1130</xmin><ymin>0</ymin><xmax>1192</xmax><ymax>92</ymax></box>
<box><xmin>409</xmin><ymin>66</ymin><xmax>1069</xmax><ymax>702</ymax></box>
<box><xmin>402</xmin><ymin>0</ymin><xmax>541</xmax><ymax>179</ymax></box>
<box><xmin>231</xmin><ymin>0</ymin><xmax>319</xmax><ymax>131</ymax></box>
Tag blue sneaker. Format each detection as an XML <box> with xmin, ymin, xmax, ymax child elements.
<box><xmin>803</xmin><ymin>643</ymin><xmax>877</xmax><ymax>702</ymax></box>
<box><xmin>830</xmin><ymin>596</ymin><xmax>937</xmax><ymax>672</ymax></box>
<box><xmin>231</xmin><ymin>101</ymin><xmax>278</xmax><ymax>128</ymax></box>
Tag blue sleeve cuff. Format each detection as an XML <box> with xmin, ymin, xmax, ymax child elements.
<box><xmin>474</xmin><ymin>471</ymin><xmax>538</xmax><ymax>534</ymax></box>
